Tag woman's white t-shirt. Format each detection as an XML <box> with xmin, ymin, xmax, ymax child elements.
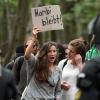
<box><xmin>58</xmin><ymin>59</ymin><xmax>80</xmax><ymax>100</ymax></box>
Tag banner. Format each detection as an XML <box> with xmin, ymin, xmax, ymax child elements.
<box><xmin>31</xmin><ymin>5</ymin><xmax>63</xmax><ymax>32</ymax></box>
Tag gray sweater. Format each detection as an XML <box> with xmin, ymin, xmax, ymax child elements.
<box><xmin>21</xmin><ymin>55</ymin><xmax>62</xmax><ymax>100</ymax></box>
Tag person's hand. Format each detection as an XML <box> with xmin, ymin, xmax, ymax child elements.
<box><xmin>32</xmin><ymin>27</ymin><xmax>41</xmax><ymax>38</ymax></box>
<box><xmin>75</xmin><ymin>54</ymin><xmax>82</xmax><ymax>64</ymax></box>
<box><xmin>74</xmin><ymin>54</ymin><xmax>83</xmax><ymax>70</ymax></box>
<box><xmin>61</xmin><ymin>81</ymin><xmax>70</xmax><ymax>90</ymax></box>
<box><xmin>55</xmin><ymin>98</ymin><xmax>61</xmax><ymax>100</ymax></box>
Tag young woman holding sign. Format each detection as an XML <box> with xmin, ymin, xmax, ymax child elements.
<box><xmin>21</xmin><ymin>27</ymin><xmax>62</xmax><ymax>100</ymax></box>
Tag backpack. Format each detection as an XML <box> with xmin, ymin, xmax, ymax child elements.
<box><xmin>5</xmin><ymin>60</ymin><xmax>14</xmax><ymax>70</ymax></box>
<box><xmin>62</xmin><ymin>59</ymin><xmax>68</xmax><ymax>70</ymax></box>
<box><xmin>17</xmin><ymin>56</ymin><xmax>24</xmax><ymax>73</ymax></box>
<box><xmin>13</xmin><ymin>56</ymin><xmax>24</xmax><ymax>85</ymax></box>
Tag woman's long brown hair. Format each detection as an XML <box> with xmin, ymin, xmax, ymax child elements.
<box><xmin>34</xmin><ymin>41</ymin><xmax>58</xmax><ymax>82</ymax></box>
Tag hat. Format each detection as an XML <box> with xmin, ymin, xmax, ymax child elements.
<box><xmin>15</xmin><ymin>45</ymin><xmax>24</xmax><ymax>57</ymax></box>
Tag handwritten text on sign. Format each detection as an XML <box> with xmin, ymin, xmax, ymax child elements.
<box><xmin>31</xmin><ymin>5</ymin><xmax>63</xmax><ymax>32</ymax></box>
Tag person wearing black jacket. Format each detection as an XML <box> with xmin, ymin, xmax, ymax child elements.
<box><xmin>0</xmin><ymin>65</ymin><xmax>18</xmax><ymax>100</ymax></box>
<box><xmin>77</xmin><ymin>57</ymin><xmax>100</xmax><ymax>100</ymax></box>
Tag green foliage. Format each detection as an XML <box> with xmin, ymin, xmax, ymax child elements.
<box><xmin>0</xmin><ymin>0</ymin><xmax>100</xmax><ymax>56</ymax></box>
<box><xmin>8</xmin><ymin>0</ymin><xmax>18</xmax><ymax>14</ymax></box>
<box><xmin>41</xmin><ymin>0</ymin><xmax>60</xmax><ymax>5</ymax></box>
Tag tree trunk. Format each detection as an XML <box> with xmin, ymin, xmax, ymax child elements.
<box><xmin>4</xmin><ymin>0</ymin><xmax>31</xmax><ymax>65</ymax></box>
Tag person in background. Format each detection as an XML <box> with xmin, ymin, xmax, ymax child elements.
<box><xmin>5</xmin><ymin>45</ymin><xmax>24</xmax><ymax>70</ymax></box>
<box><xmin>24</xmin><ymin>37</ymin><xmax>40</xmax><ymax>56</ymax></box>
<box><xmin>85</xmin><ymin>14</ymin><xmax>100</xmax><ymax>60</ymax></box>
<box><xmin>57</xmin><ymin>43</ymin><xmax>66</xmax><ymax>62</ymax></box>
<box><xmin>76</xmin><ymin>56</ymin><xmax>100</xmax><ymax>100</ymax></box>
<box><xmin>12</xmin><ymin>37</ymin><xmax>40</xmax><ymax>97</ymax></box>
<box><xmin>0</xmin><ymin>50</ymin><xmax>18</xmax><ymax>100</ymax></box>
<box><xmin>63</xmin><ymin>44</ymin><xmax>68</xmax><ymax>58</ymax></box>
<box><xmin>21</xmin><ymin>27</ymin><xmax>62</xmax><ymax>100</ymax></box>
<box><xmin>76</xmin><ymin>14</ymin><xmax>100</xmax><ymax>100</ymax></box>
<box><xmin>58</xmin><ymin>39</ymin><xmax>86</xmax><ymax>100</ymax></box>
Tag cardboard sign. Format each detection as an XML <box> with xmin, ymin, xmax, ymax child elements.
<box><xmin>31</xmin><ymin>5</ymin><xmax>63</xmax><ymax>32</ymax></box>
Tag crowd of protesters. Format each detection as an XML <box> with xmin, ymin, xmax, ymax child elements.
<box><xmin>0</xmin><ymin>14</ymin><xmax>100</xmax><ymax>100</ymax></box>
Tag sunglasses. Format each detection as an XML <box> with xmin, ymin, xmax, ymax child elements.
<box><xmin>25</xmin><ymin>44</ymin><xmax>38</xmax><ymax>48</ymax></box>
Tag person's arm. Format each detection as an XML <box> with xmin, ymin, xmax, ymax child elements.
<box><xmin>24</xmin><ymin>40</ymin><xmax>34</xmax><ymax>60</ymax></box>
<box><xmin>55</xmin><ymin>70</ymin><xmax>62</xmax><ymax>100</ymax></box>
<box><xmin>24</xmin><ymin>27</ymin><xmax>41</xmax><ymax>60</ymax></box>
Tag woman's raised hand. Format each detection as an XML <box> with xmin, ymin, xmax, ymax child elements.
<box><xmin>74</xmin><ymin>54</ymin><xmax>83</xmax><ymax>71</ymax></box>
<box><xmin>75</xmin><ymin>54</ymin><xmax>82</xmax><ymax>65</ymax></box>
<box><xmin>32</xmin><ymin>27</ymin><xmax>41</xmax><ymax>38</ymax></box>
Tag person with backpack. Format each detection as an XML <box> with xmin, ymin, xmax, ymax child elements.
<box><xmin>58</xmin><ymin>39</ymin><xmax>86</xmax><ymax>100</ymax></box>
<box><xmin>12</xmin><ymin>37</ymin><xmax>40</xmax><ymax>98</ymax></box>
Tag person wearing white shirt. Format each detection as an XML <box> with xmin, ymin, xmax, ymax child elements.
<box><xmin>58</xmin><ymin>39</ymin><xmax>86</xmax><ymax>100</ymax></box>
